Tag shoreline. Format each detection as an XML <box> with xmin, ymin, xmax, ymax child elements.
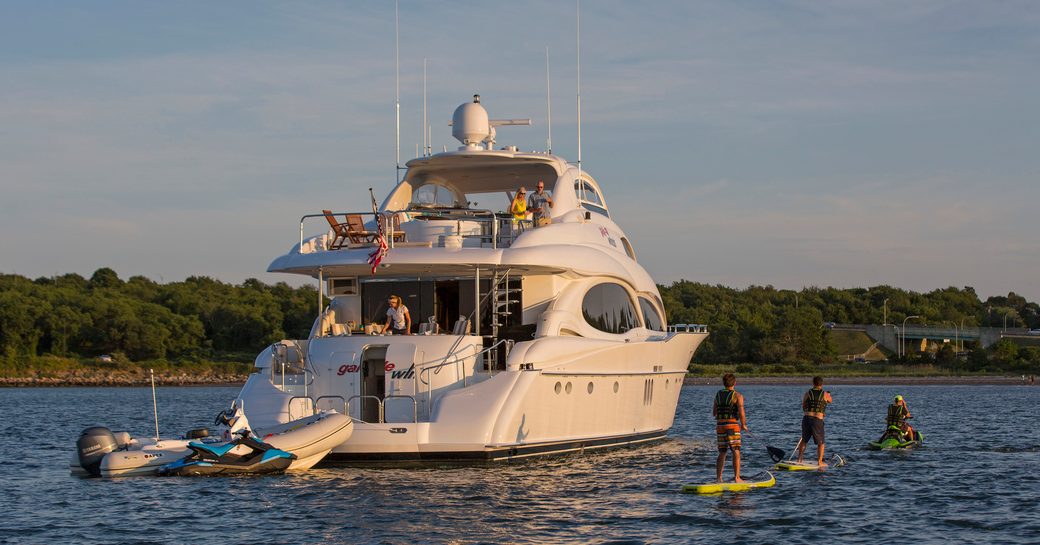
<box><xmin>684</xmin><ymin>375</ymin><xmax>1031</xmax><ymax>386</ymax></box>
<box><xmin>1</xmin><ymin>374</ymin><xmax>1031</xmax><ymax>387</ymax></box>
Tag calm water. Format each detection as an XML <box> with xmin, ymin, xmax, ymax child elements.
<box><xmin>1</xmin><ymin>383</ymin><xmax>1037</xmax><ymax>544</ymax></box>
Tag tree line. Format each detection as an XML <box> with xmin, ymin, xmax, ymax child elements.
<box><xmin>661</xmin><ymin>281</ymin><xmax>1040</xmax><ymax>371</ymax></box>
<box><xmin>1</xmin><ymin>270</ymin><xmax>1038</xmax><ymax>372</ymax></box>
<box><xmin>0</xmin><ymin>268</ymin><xmax>316</xmax><ymax>368</ymax></box>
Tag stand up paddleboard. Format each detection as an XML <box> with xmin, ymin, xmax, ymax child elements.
<box><xmin>682</xmin><ymin>471</ymin><xmax>776</xmax><ymax>494</ymax></box>
<box><xmin>775</xmin><ymin>454</ymin><xmax>845</xmax><ymax>471</ymax></box>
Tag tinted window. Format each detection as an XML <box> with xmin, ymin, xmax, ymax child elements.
<box><xmin>582</xmin><ymin>283</ymin><xmax>639</xmax><ymax>334</ymax></box>
<box><xmin>582</xmin><ymin>182</ymin><xmax>603</xmax><ymax>206</ymax></box>
<box><xmin>639</xmin><ymin>297</ymin><xmax>664</xmax><ymax>331</ymax></box>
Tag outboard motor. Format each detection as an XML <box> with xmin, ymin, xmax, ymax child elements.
<box><xmin>76</xmin><ymin>426</ymin><xmax>118</xmax><ymax>477</ymax></box>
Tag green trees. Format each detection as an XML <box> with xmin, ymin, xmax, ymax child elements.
<box><xmin>660</xmin><ymin>281</ymin><xmax>1040</xmax><ymax>370</ymax></box>
<box><xmin>0</xmin><ymin>269</ymin><xmax>317</xmax><ymax>366</ymax></box>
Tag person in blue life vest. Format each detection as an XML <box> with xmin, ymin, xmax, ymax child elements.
<box><xmin>713</xmin><ymin>373</ymin><xmax>748</xmax><ymax>482</ymax></box>
<box><xmin>797</xmin><ymin>376</ymin><xmax>833</xmax><ymax>466</ymax></box>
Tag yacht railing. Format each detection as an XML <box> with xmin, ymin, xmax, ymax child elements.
<box><xmin>299</xmin><ymin>208</ymin><xmax>527</xmax><ymax>252</ymax></box>
<box><xmin>346</xmin><ymin>395</ymin><xmax>384</xmax><ymax>423</ymax></box>
<box><xmin>383</xmin><ymin>395</ymin><xmax>418</xmax><ymax>423</ymax></box>
<box><xmin>418</xmin><ymin>339</ymin><xmax>509</xmax><ymax>411</ymax></box>
<box><xmin>668</xmin><ymin>324</ymin><xmax>709</xmax><ymax>333</ymax></box>
<box><xmin>287</xmin><ymin>395</ymin><xmax>316</xmax><ymax>420</ymax></box>
<box><xmin>315</xmin><ymin>395</ymin><xmax>346</xmax><ymax>414</ymax></box>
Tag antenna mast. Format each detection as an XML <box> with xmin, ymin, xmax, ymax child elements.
<box><xmin>423</xmin><ymin>57</ymin><xmax>429</xmax><ymax>156</ymax></box>
<box><xmin>576</xmin><ymin>0</ymin><xmax>582</xmax><ymax>180</ymax></box>
<box><xmin>394</xmin><ymin>0</ymin><xmax>401</xmax><ymax>184</ymax></box>
<box><xmin>545</xmin><ymin>47</ymin><xmax>553</xmax><ymax>154</ymax></box>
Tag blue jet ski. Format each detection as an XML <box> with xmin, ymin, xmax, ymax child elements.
<box><xmin>159</xmin><ymin>431</ymin><xmax>295</xmax><ymax>476</ymax></box>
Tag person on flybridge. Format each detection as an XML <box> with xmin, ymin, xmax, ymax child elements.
<box><xmin>510</xmin><ymin>186</ymin><xmax>529</xmax><ymax>231</ymax></box>
<box><xmin>528</xmin><ymin>180</ymin><xmax>553</xmax><ymax>226</ymax></box>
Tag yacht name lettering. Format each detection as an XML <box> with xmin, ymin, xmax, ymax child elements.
<box><xmin>385</xmin><ymin>362</ymin><xmax>396</xmax><ymax>372</ymax></box>
<box><xmin>390</xmin><ymin>364</ymin><xmax>415</xmax><ymax>379</ymax></box>
<box><xmin>337</xmin><ymin>364</ymin><xmax>360</xmax><ymax>375</ymax></box>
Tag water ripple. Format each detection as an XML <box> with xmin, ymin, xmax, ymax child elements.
<box><xmin>2</xmin><ymin>384</ymin><xmax>1039</xmax><ymax>544</ymax></box>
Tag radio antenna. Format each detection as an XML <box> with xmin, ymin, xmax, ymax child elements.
<box><xmin>423</xmin><ymin>57</ymin><xmax>429</xmax><ymax>156</ymax></box>
<box><xmin>545</xmin><ymin>46</ymin><xmax>553</xmax><ymax>154</ymax></box>
<box><xmin>394</xmin><ymin>0</ymin><xmax>401</xmax><ymax>184</ymax></box>
<box><xmin>150</xmin><ymin>369</ymin><xmax>159</xmax><ymax>442</ymax></box>
<box><xmin>576</xmin><ymin>0</ymin><xmax>582</xmax><ymax>179</ymax></box>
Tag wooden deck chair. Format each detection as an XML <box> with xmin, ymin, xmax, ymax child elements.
<box><xmin>322</xmin><ymin>210</ymin><xmax>351</xmax><ymax>250</ymax></box>
<box><xmin>345</xmin><ymin>214</ymin><xmax>377</xmax><ymax>244</ymax></box>
<box><xmin>389</xmin><ymin>213</ymin><xmax>407</xmax><ymax>242</ymax></box>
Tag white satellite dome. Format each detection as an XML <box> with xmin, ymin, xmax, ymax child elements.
<box><xmin>452</xmin><ymin>95</ymin><xmax>490</xmax><ymax>147</ymax></box>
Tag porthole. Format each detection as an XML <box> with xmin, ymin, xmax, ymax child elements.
<box><xmin>587</xmin><ymin>382</ymin><xmax>594</xmax><ymax>394</ymax></box>
<box><xmin>565</xmin><ymin>382</ymin><xmax>573</xmax><ymax>394</ymax></box>
<box><xmin>554</xmin><ymin>382</ymin><xmax>562</xmax><ymax>394</ymax></box>
<box><xmin>613</xmin><ymin>381</ymin><xmax>619</xmax><ymax>393</ymax></box>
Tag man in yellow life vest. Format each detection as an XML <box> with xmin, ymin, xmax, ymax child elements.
<box><xmin>713</xmin><ymin>373</ymin><xmax>748</xmax><ymax>482</ymax></box>
<box><xmin>797</xmin><ymin>375</ymin><xmax>833</xmax><ymax>466</ymax></box>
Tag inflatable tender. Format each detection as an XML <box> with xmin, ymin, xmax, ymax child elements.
<box><xmin>72</xmin><ymin>407</ymin><xmax>352</xmax><ymax>477</ymax></box>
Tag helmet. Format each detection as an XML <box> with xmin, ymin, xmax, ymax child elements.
<box><xmin>894</xmin><ymin>395</ymin><xmax>903</xmax><ymax>402</ymax></box>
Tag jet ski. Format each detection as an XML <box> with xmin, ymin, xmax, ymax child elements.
<box><xmin>73</xmin><ymin>404</ymin><xmax>352</xmax><ymax>477</ymax></box>
<box><xmin>158</xmin><ymin>431</ymin><xmax>295</xmax><ymax>476</ymax></box>
<box><xmin>867</xmin><ymin>424</ymin><xmax>924</xmax><ymax>450</ymax></box>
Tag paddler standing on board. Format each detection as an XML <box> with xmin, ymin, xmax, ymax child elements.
<box><xmin>713</xmin><ymin>373</ymin><xmax>748</xmax><ymax>483</ymax></box>
<box><xmin>797</xmin><ymin>376</ymin><xmax>833</xmax><ymax>466</ymax></box>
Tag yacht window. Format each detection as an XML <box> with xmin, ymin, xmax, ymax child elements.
<box><xmin>620</xmin><ymin>237</ymin><xmax>636</xmax><ymax>260</ymax></box>
<box><xmin>638</xmin><ymin>297</ymin><xmax>664</xmax><ymax>332</ymax></box>
<box><xmin>577</xmin><ymin>180</ymin><xmax>609</xmax><ymax>218</ymax></box>
<box><xmin>582</xmin><ymin>283</ymin><xmax>640</xmax><ymax>334</ymax></box>
<box><xmin>412</xmin><ymin>183</ymin><xmax>460</xmax><ymax>208</ymax></box>
<box><xmin>582</xmin><ymin>182</ymin><xmax>603</xmax><ymax>206</ymax></box>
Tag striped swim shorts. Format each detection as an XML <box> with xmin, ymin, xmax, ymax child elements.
<box><xmin>716</xmin><ymin>422</ymin><xmax>741</xmax><ymax>451</ymax></box>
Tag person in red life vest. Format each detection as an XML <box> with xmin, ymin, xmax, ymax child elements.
<box><xmin>797</xmin><ymin>376</ymin><xmax>834</xmax><ymax>466</ymax></box>
<box><xmin>713</xmin><ymin>373</ymin><xmax>748</xmax><ymax>482</ymax></box>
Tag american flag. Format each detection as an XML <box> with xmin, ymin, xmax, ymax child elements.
<box><xmin>367</xmin><ymin>214</ymin><xmax>389</xmax><ymax>274</ymax></box>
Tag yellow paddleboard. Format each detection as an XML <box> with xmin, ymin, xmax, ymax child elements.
<box><xmin>682</xmin><ymin>471</ymin><xmax>776</xmax><ymax>494</ymax></box>
<box><xmin>775</xmin><ymin>454</ymin><xmax>845</xmax><ymax>471</ymax></box>
<box><xmin>775</xmin><ymin>461</ymin><xmax>821</xmax><ymax>471</ymax></box>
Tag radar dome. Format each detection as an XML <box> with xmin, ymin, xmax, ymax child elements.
<box><xmin>452</xmin><ymin>95</ymin><xmax>490</xmax><ymax>146</ymax></box>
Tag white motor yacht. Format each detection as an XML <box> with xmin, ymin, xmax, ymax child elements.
<box><xmin>235</xmin><ymin>96</ymin><xmax>708</xmax><ymax>463</ymax></box>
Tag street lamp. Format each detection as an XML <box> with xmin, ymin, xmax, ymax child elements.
<box><xmin>960</xmin><ymin>318</ymin><xmax>965</xmax><ymax>352</ymax></box>
<box><xmin>943</xmin><ymin>320</ymin><xmax>959</xmax><ymax>354</ymax></box>
<box><xmin>901</xmin><ymin>315</ymin><xmax>921</xmax><ymax>358</ymax></box>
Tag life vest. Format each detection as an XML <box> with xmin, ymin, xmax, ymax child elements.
<box><xmin>803</xmin><ymin>388</ymin><xmax>828</xmax><ymax>414</ymax></box>
<box><xmin>715</xmin><ymin>389</ymin><xmax>738</xmax><ymax>423</ymax></box>
<box><xmin>886</xmin><ymin>403</ymin><xmax>908</xmax><ymax>425</ymax></box>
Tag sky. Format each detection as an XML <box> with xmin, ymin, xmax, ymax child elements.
<box><xmin>2</xmin><ymin>1</ymin><xmax>1039</xmax><ymax>301</ymax></box>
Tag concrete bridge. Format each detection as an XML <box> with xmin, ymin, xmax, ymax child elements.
<box><xmin>832</xmin><ymin>324</ymin><xmax>1035</xmax><ymax>352</ymax></box>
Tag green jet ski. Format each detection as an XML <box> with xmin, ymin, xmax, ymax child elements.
<box><xmin>867</xmin><ymin>424</ymin><xmax>924</xmax><ymax>450</ymax></box>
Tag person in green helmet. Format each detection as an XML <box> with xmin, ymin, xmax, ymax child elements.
<box><xmin>886</xmin><ymin>395</ymin><xmax>915</xmax><ymax>442</ymax></box>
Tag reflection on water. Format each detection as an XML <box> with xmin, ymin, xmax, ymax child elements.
<box><xmin>0</xmin><ymin>383</ymin><xmax>1037</xmax><ymax>544</ymax></box>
